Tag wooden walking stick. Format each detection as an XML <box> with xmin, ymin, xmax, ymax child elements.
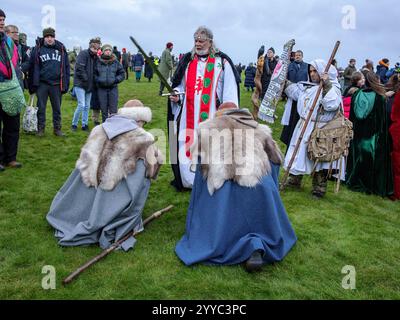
<box><xmin>280</xmin><ymin>41</ymin><xmax>341</xmax><ymax>190</ymax></box>
<box><xmin>62</xmin><ymin>205</ymin><xmax>174</xmax><ymax>285</ymax></box>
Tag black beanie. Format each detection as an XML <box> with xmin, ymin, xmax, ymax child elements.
<box><xmin>0</xmin><ymin>9</ymin><xmax>6</xmax><ymax>18</ymax></box>
<box><xmin>43</xmin><ymin>27</ymin><xmax>55</xmax><ymax>38</ymax></box>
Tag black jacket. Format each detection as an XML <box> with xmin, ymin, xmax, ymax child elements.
<box><xmin>94</xmin><ymin>56</ymin><xmax>125</xmax><ymax>88</ymax></box>
<box><xmin>261</xmin><ymin>57</ymin><xmax>278</xmax><ymax>97</ymax></box>
<box><xmin>26</xmin><ymin>37</ymin><xmax>70</xmax><ymax>94</ymax></box>
<box><xmin>73</xmin><ymin>49</ymin><xmax>97</xmax><ymax>92</ymax></box>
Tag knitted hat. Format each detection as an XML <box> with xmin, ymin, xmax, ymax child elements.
<box><xmin>0</xmin><ymin>9</ymin><xmax>6</xmax><ymax>18</ymax></box>
<box><xmin>43</xmin><ymin>27</ymin><xmax>55</xmax><ymax>37</ymax></box>
<box><xmin>166</xmin><ymin>42</ymin><xmax>173</xmax><ymax>49</ymax></box>
<box><xmin>19</xmin><ymin>33</ymin><xmax>27</xmax><ymax>43</ymax></box>
<box><xmin>379</xmin><ymin>59</ymin><xmax>389</xmax><ymax>68</ymax></box>
<box><xmin>118</xmin><ymin>99</ymin><xmax>152</xmax><ymax>123</ymax></box>
<box><xmin>101</xmin><ymin>44</ymin><xmax>113</xmax><ymax>52</ymax></box>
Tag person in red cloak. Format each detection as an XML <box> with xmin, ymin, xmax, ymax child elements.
<box><xmin>389</xmin><ymin>76</ymin><xmax>400</xmax><ymax>200</ymax></box>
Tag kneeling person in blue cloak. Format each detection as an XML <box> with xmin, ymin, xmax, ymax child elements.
<box><xmin>175</xmin><ymin>102</ymin><xmax>297</xmax><ymax>272</ymax></box>
<box><xmin>47</xmin><ymin>99</ymin><xmax>164</xmax><ymax>251</ymax></box>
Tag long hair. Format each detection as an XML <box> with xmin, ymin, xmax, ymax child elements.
<box><xmin>386</xmin><ymin>73</ymin><xmax>400</xmax><ymax>92</ymax></box>
<box><xmin>191</xmin><ymin>26</ymin><xmax>219</xmax><ymax>59</ymax></box>
<box><xmin>364</xmin><ymin>71</ymin><xmax>387</xmax><ymax>97</ymax></box>
<box><xmin>351</xmin><ymin>71</ymin><xmax>364</xmax><ymax>87</ymax></box>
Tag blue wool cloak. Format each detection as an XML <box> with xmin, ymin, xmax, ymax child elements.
<box><xmin>175</xmin><ymin>162</ymin><xmax>297</xmax><ymax>266</ymax></box>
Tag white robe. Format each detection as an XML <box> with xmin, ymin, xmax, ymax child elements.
<box><xmin>171</xmin><ymin>56</ymin><xmax>239</xmax><ymax>188</ymax></box>
<box><xmin>283</xmin><ymin>82</ymin><xmax>346</xmax><ymax>178</ymax></box>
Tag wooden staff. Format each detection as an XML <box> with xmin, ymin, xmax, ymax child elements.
<box><xmin>280</xmin><ymin>41</ymin><xmax>341</xmax><ymax>190</ymax></box>
<box><xmin>62</xmin><ymin>205</ymin><xmax>174</xmax><ymax>285</ymax></box>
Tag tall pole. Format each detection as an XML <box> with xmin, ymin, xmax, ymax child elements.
<box><xmin>280</xmin><ymin>41</ymin><xmax>341</xmax><ymax>190</ymax></box>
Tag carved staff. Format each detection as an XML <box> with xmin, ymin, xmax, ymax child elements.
<box><xmin>280</xmin><ymin>41</ymin><xmax>341</xmax><ymax>190</ymax></box>
<box><xmin>62</xmin><ymin>205</ymin><xmax>174</xmax><ymax>285</ymax></box>
<box><xmin>258</xmin><ymin>39</ymin><xmax>296</xmax><ymax>123</ymax></box>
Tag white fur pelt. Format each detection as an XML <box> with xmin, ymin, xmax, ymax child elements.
<box><xmin>76</xmin><ymin>125</ymin><xmax>164</xmax><ymax>191</ymax></box>
<box><xmin>191</xmin><ymin>115</ymin><xmax>283</xmax><ymax>195</ymax></box>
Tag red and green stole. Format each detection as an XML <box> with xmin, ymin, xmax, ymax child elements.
<box><xmin>185</xmin><ymin>54</ymin><xmax>216</xmax><ymax>158</ymax></box>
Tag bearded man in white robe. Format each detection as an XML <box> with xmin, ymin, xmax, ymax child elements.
<box><xmin>167</xmin><ymin>26</ymin><xmax>241</xmax><ymax>191</ymax></box>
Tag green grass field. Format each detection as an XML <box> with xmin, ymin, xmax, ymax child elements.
<box><xmin>0</xmin><ymin>72</ymin><xmax>399</xmax><ymax>300</ymax></box>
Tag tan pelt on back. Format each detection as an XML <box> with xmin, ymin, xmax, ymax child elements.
<box><xmin>76</xmin><ymin>125</ymin><xmax>163</xmax><ymax>191</ymax></box>
<box><xmin>191</xmin><ymin>115</ymin><xmax>283</xmax><ymax>195</ymax></box>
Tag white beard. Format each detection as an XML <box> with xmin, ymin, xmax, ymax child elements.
<box><xmin>196</xmin><ymin>49</ymin><xmax>209</xmax><ymax>56</ymax></box>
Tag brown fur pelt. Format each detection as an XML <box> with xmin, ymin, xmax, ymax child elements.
<box><xmin>191</xmin><ymin>114</ymin><xmax>283</xmax><ymax>195</ymax></box>
<box><xmin>76</xmin><ymin>125</ymin><xmax>164</xmax><ymax>191</ymax></box>
<box><xmin>251</xmin><ymin>55</ymin><xmax>265</xmax><ymax>118</ymax></box>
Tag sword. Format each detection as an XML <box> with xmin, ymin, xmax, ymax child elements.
<box><xmin>129</xmin><ymin>36</ymin><xmax>176</xmax><ymax>95</ymax></box>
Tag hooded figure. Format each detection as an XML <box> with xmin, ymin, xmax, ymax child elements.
<box><xmin>346</xmin><ymin>72</ymin><xmax>393</xmax><ymax>197</ymax></box>
<box><xmin>175</xmin><ymin>103</ymin><xmax>297</xmax><ymax>272</ymax></box>
<box><xmin>283</xmin><ymin>59</ymin><xmax>344</xmax><ymax>198</ymax></box>
<box><xmin>46</xmin><ymin>100</ymin><xmax>164</xmax><ymax>250</ymax></box>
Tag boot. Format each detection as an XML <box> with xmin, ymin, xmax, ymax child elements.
<box><xmin>36</xmin><ymin>128</ymin><xmax>45</xmax><ymax>137</ymax></box>
<box><xmin>244</xmin><ymin>250</ymin><xmax>264</xmax><ymax>273</ymax></box>
<box><xmin>312</xmin><ymin>171</ymin><xmax>328</xmax><ymax>199</ymax></box>
<box><xmin>285</xmin><ymin>174</ymin><xmax>303</xmax><ymax>189</ymax></box>
<box><xmin>6</xmin><ymin>161</ymin><xmax>22</xmax><ymax>169</ymax></box>
<box><xmin>92</xmin><ymin>110</ymin><xmax>100</xmax><ymax>125</ymax></box>
<box><xmin>54</xmin><ymin>128</ymin><xmax>65</xmax><ymax>137</ymax></box>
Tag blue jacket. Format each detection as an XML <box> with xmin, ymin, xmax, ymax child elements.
<box><xmin>244</xmin><ymin>66</ymin><xmax>256</xmax><ymax>87</ymax></box>
<box><xmin>386</xmin><ymin>67</ymin><xmax>399</xmax><ymax>80</ymax></box>
<box><xmin>94</xmin><ymin>56</ymin><xmax>125</xmax><ymax>88</ymax></box>
<box><xmin>376</xmin><ymin>65</ymin><xmax>389</xmax><ymax>84</ymax></box>
<box><xmin>132</xmin><ymin>53</ymin><xmax>144</xmax><ymax>68</ymax></box>
<box><xmin>27</xmin><ymin>37</ymin><xmax>70</xmax><ymax>94</ymax></box>
<box><xmin>287</xmin><ymin>61</ymin><xmax>309</xmax><ymax>83</ymax></box>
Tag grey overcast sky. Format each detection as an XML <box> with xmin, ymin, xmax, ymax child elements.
<box><xmin>2</xmin><ymin>0</ymin><xmax>399</xmax><ymax>68</ymax></box>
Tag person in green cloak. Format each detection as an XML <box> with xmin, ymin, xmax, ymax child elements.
<box><xmin>345</xmin><ymin>71</ymin><xmax>394</xmax><ymax>197</ymax></box>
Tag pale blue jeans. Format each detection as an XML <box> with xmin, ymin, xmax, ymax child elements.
<box><xmin>72</xmin><ymin>87</ymin><xmax>92</xmax><ymax>127</ymax></box>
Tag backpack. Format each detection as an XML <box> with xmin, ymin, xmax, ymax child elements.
<box><xmin>307</xmin><ymin>105</ymin><xmax>354</xmax><ymax>191</ymax></box>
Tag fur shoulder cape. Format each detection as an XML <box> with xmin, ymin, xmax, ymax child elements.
<box><xmin>191</xmin><ymin>112</ymin><xmax>283</xmax><ymax>195</ymax></box>
<box><xmin>76</xmin><ymin>125</ymin><xmax>164</xmax><ymax>191</ymax></box>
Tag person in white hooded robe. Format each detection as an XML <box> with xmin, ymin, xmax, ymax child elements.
<box><xmin>282</xmin><ymin>59</ymin><xmax>345</xmax><ymax>198</ymax></box>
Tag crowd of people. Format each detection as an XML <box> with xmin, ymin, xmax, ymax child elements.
<box><xmin>1</xmin><ymin>7</ymin><xmax>399</xmax><ymax>274</ymax></box>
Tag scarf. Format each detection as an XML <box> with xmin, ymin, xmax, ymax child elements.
<box><xmin>100</xmin><ymin>54</ymin><xmax>116</xmax><ymax>64</ymax></box>
<box><xmin>0</xmin><ymin>33</ymin><xmax>13</xmax><ymax>79</ymax></box>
